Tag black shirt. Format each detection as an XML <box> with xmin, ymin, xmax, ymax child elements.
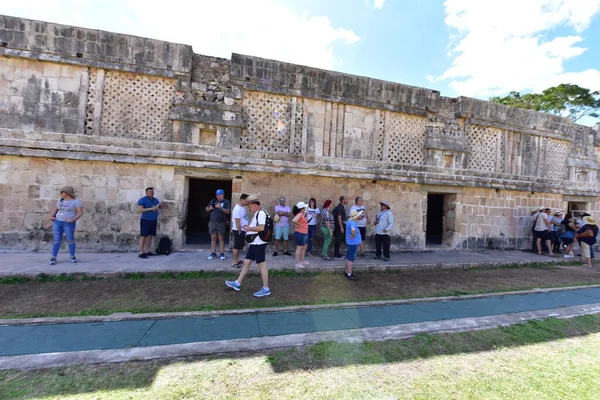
<box><xmin>332</xmin><ymin>203</ymin><xmax>347</xmax><ymax>231</ymax></box>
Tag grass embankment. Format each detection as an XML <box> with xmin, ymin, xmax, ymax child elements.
<box><xmin>2</xmin><ymin>315</ymin><xmax>600</xmax><ymax>399</ymax></box>
<box><xmin>0</xmin><ymin>262</ymin><xmax>598</xmax><ymax>319</ymax></box>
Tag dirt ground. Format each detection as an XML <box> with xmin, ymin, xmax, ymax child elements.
<box><xmin>1</xmin><ymin>264</ymin><xmax>600</xmax><ymax>319</ymax></box>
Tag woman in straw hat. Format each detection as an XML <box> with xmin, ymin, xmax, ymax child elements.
<box><xmin>49</xmin><ymin>186</ymin><xmax>84</xmax><ymax>265</ymax></box>
<box><xmin>575</xmin><ymin>216</ymin><xmax>599</xmax><ymax>268</ymax></box>
<box><xmin>344</xmin><ymin>209</ymin><xmax>364</xmax><ymax>281</ymax></box>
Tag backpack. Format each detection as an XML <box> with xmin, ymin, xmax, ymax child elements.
<box><xmin>558</xmin><ymin>223</ymin><xmax>566</xmax><ymax>235</ymax></box>
<box><xmin>156</xmin><ymin>236</ymin><xmax>172</xmax><ymax>255</ymax></box>
<box><xmin>257</xmin><ymin>209</ymin><xmax>274</xmax><ymax>242</ymax></box>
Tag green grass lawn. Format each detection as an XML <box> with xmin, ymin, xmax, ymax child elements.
<box><xmin>2</xmin><ymin>315</ymin><xmax>600</xmax><ymax>399</ymax></box>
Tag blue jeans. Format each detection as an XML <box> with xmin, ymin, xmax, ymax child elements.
<box><xmin>307</xmin><ymin>224</ymin><xmax>317</xmax><ymax>253</ymax></box>
<box><xmin>52</xmin><ymin>220</ymin><xmax>77</xmax><ymax>257</ymax></box>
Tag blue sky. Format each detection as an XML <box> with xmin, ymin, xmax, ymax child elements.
<box><xmin>3</xmin><ymin>0</ymin><xmax>600</xmax><ymax>121</ymax></box>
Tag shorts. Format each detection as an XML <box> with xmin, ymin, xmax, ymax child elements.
<box><xmin>209</xmin><ymin>221</ymin><xmax>226</xmax><ymax>236</ymax></box>
<box><xmin>233</xmin><ymin>230</ymin><xmax>246</xmax><ymax>250</ymax></box>
<box><xmin>581</xmin><ymin>242</ymin><xmax>591</xmax><ymax>258</ymax></box>
<box><xmin>533</xmin><ymin>230</ymin><xmax>550</xmax><ymax>241</ymax></box>
<box><xmin>140</xmin><ymin>219</ymin><xmax>157</xmax><ymax>237</ymax></box>
<box><xmin>245</xmin><ymin>243</ymin><xmax>267</xmax><ymax>264</ymax></box>
<box><xmin>562</xmin><ymin>237</ymin><xmax>574</xmax><ymax>245</ymax></box>
<box><xmin>346</xmin><ymin>244</ymin><xmax>358</xmax><ymax>262</ymax></box>
<box><xmin>358</xmin><ymin>227</ymin><xmax>366</xmax><ymax>241</ymax></box>
<box><xmin>275</xmin><ymin>225</ymin><xmax>289</xmax><ymax>240</ymax></box>
<box><xmin>294</xmin><ymin>231</ymin><xmax>308</xmax><ymax>246</ymax></box>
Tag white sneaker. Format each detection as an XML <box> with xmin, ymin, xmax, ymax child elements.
<box><xmin>564</xmin><ymin>254</ymin><xmax>573</xmax><ymax>258</ymax></box>
<box><xmin>295</xmin><ymin>263</ymin><xmax>305</xmax><ymax>269</ymax></box>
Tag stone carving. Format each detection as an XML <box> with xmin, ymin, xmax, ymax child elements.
<box><xmin>241</xmin><ymin>91</ymin><xmax>303</xmax><ymax>153</ymax></box>
<box><xmin>465</xmin><ymin>125</ymin><xmax>498</xmax><ymax>173</ymax></box>
<box><xmin>100</xmin><ymin>71</ymin><xmax>177</xmax><ymax>141</ymax></box>
<box><xmin>385</xmin><ymin>112</ymin><xmax>427</xmax><ymax>165</ymax></box>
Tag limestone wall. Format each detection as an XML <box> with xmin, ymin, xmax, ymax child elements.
<box><xmin>1</xmin><ymin>14</ymin><xmax>599</xmax><ymax>252</ymax></box>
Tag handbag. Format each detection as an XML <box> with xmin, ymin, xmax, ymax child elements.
<box><xmin>245</xmin><ymin>234</ymin><xmax>258</xmax><ymax>244</ymax></box>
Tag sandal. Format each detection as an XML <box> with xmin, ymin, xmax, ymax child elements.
<box><xmin>231</xmin><ymin>261</ymin><xmax>243</xmax><ymax>268</ymax></box>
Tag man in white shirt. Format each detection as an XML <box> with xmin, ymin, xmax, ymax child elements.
<box><xmin>349</xmin><ymin>196</ymin><xmax>368</xmax><ymax>257</ymax></box>
<box><xmin>374</xmin><ymin>201</ymin><xmax>394</xmax><ymax>261</ymax></box>
<box><xmin>230</xmin><ymin>194</ymin><xmax>249</xmax><ymax>268</ymax></box>
<box><xmin>532</xmin><ymin>207</ymin><xmax>553</xmax><ymax>256</ymax></box>
<box><xmin>226</xmin><ymin>195</ymin><xmax>272</xmax><ymax>298</ymax></box>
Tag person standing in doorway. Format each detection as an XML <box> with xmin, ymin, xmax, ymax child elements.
<box><xmin>49</xmin><ymin>186</ymin><xmax>84</xmax><ymax>265</ymax></box>
<box><xmin>231</xmin><ymin>193</ymin><xmax>249</xmax><ymax>268</ymax></box>
<box><xmin>305</xmin><ymin>198</ymin><xmax>320</xmax><ymax>257</ymax></box>
<box><xmin>137</xmin><ymin>187</ymin><xmax>163</xmax><ymax>259</ymax></box>
<box><xmin>332</xmin><ymin>196</ymin><xmax>348</xmax><ymax>259</ymax></box>
<box><xmin>206</xmin><ymin>189</ymin><xmax>231</xmax><ymax>260</ymax></box>
<box><xmin>273</xmin><ymin>197</ymin><xmax>292</xmax><ymax>256</ymax></box>
<box><xmin>344</xmin><ymin>209</ymin><xmax>364</xmax><ymax>281</ymax></box>
<box><xmin>374</xmin><ymin>201</ymin><xmax>394</xmax><ymax>261</ymax></box>
<box><xmin>349</xmin><ymin>196</ymin><xmax>367</xmax><ymax>257</ymax></box>
<box><xmin>225</xmin><ymin>195</ymin><xmax>271</xmax><ymax>297</ymax></box>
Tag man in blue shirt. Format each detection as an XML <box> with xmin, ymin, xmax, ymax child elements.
<box><xmin>137</xmin><ymin>187</ymin><xmax>163</xmax><ymax>258</ymax></box>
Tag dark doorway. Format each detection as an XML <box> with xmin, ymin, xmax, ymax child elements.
<box><xmin>426</xmin><ymin>194</ymin><xmax>444</xmax><ymax>245</ymax></box>
<box><xmin>567</xmin><ymin>202</ymin><xmax>588</xmax><ymax>219</ymax></box>
<box><xmin>186</xmin><ymin>178</ymin><xmax>232</xmax><ymax>245</ymax></box>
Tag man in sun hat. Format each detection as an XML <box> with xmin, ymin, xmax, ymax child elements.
<box><xmin>206</xmin><ymin>189</ymin><xmax>231</xmax><ymax>261</ymax></box>
<box><xmin>225</xmin><ymin>195</ymin><xmax>272</xmax><ymax>297</ymax></box>
<box><xmin>550</xmin><ymin>210</ymin><xmax>564</xmax><ymax>254</ymax></box>
<box><xmin>374</xmin><ymin>201</ymin><xmax>394</xmax><ymax>261</ymax></box>
<box><xmin>575</xmin><ymin>216</ymin><xmax>598</xmax><ymax>268</ymax></box>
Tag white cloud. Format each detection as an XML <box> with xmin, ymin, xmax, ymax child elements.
<box><xmin>374</xmin><ymin>0</ymin><xmax>387</xmax><ymax>9</ymax></box>
<box><xmin>1</xmin><ymin>0</ymin><xmax>359</xmax><ymax>71</ymax></box>
<box><xmin>437</xmin><ymin>0</ymin><xmax>600</xmax><ymax>98</ymax></box>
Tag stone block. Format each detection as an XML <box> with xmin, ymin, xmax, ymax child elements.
<box><xmin>42</xmin><ymin>63</ymin><xmax>62</xmax><ymax>78</ymax></box>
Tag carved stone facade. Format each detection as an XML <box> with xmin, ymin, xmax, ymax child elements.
<box><xmin>0</xmin><ymin>14</ymin><xmax>599</xmax><ymax>252</ymax></box>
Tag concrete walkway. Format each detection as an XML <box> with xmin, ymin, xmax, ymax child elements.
<box><xmin>2</xmin><ymin>286</ymin><xmax>600</xmax><ymax>370</ymax></box>
<box><xmin>0</xmin><ymin>248</ymin><xmax>565</xmax><ymax>276</ymax></box>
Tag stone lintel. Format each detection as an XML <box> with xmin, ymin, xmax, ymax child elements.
<box><xmin>424</xmin><ymin>135</ymin><xmax>468</xmax><ymax>152</ymax></box>
<box><xmin>563</xmin><ymin>195</ymin><xmax>599</xmax><ymax>203</ymax></box>
<box><xmin>567</xmin><ymin>157</ymin><xmax>598</xmax><ymax>169</ymax></box>
<box><xmin>420</xmin><ymin>185</ymin><xmax>463</xmax><ymax>194</ymax></box>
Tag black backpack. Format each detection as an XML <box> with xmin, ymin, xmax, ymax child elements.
<box><xmin>156</xmin><ymin>236</ymin><xmax>172</xmax><ymax>255</ymax></box>
<box><xmin>257</xmin><ymin>209</ymin><xmax>274</xmax><ymax>242</ymax></box>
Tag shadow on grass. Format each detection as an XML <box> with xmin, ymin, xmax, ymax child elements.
<box><xmin>2</xmin><ymin>315</ymin><xmax>600</xmax><ymax>399</ymax></box>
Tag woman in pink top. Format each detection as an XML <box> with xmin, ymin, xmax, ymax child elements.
<box><xmin>292</xmin><ymin>201</ymin><xmax>309</xmax><ymax>268</ymax></box>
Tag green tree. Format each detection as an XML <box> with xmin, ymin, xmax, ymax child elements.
<box><xmin>490</xmin><ymin>84</ymin><xmax>600</xmax><ymax>123</ymax></box>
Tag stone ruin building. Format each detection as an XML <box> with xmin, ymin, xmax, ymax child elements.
<box><xmin>1</xmin><ymin>14</ymin><xmax>599</xmax><ymax>252</ymax></box>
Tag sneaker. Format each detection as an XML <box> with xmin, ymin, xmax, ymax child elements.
<box><xmin>383</xmin><ymin>257</ymin><xmax>389</xmax><ymax>261</ymax></box>
<box><xmin>207</xmin><ymin>253</ymin><xmax>217</xmax><ymax>260</ymax></box>
<box><xmin>49</xmin><ymin>257</ymin><xmax>57</xmax><ymax>265</ymax></box>
<box><xmin>70</xmin><ymin>256</ymin><xmax>77</xmax><ymax>264</ymax></box>
<box><xmin>307</xmin><ymin>252</ymin><xmax>313</xmax><ymax>257</ymax></box>
<box><xmin>145</xmin><ymin>252</ymin><xmax>157</xmax><ymax>256</ymax></box>
<box><xmin>225</xmin><ymin>280</ymin><xmax>241</xmax><ymax>291</ymax></box>
<box><xmin>345</xmin><ymin>273</ymin><xmax>358</xmax><ymax>281</ymax></box>
<box><xmin>564</xmin><ymin>254</ymin><xmax>574</xmax><ymax>258</ymax></box>
<box><xmin>273</xmin><ymin>251</ymin><xmax>278</xmax><ymax>257</ymax></box>
<box><xmin>359</xmin><ymin>253</ymin><xmax>366</xmax><ymax>258</ymax></box>
<box><xmin>301</xmin><ymin>260</ymin><xmax>310</xmax><ymax>265</ymax></box>
<box><xmin>138</xmin><ymin>253</ymin><xmax>148</xmax><ymax>259</ymax></box>
<box><xmin>283</xmin><ymin>251</ymin><xmax>292</xmax><ymax>256</ymax></box>
<box><xmin>570</xmin><ymin>251</ymin><xmax>574</xmax><ymax>257</ymax></box>
<box><xmin>231</xmin><ymin>261</ymin><xmax>243</xmax><ymax>269</ymax></box>
<box><xmin>295</xmin><ymin>263</ymin><xmax>306</xmax><ymax>269</ymax></box>
<box><xmin>253</xmin><ymin>287</ymin><xmax>271</xmax><ymax>297</ymax></box>
<box><xmin>220</xmin><ymin>253</ymin><xmax>226</xmax><ymax>261</ymax></box>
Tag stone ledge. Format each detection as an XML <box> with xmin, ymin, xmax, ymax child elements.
<box><xmin>1</xmin><ymin>130</ymin><xmax>599</xmax><ymax>195</ymax></box>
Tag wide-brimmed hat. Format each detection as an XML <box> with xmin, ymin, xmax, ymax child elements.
<box><xmin>296</xmin><ymin>201</ymin><xmax>308</xmax><ymax>209</ymax></box>
<box><xmin>583</xmin><ymin>216</ymin><xmax>597</xmax><ymax>226</ymax></box>
<box><xmin>59</xmin><ymin>186</ymin><xmax>77</xmax><ymax>198</ymax></box>
<box><xmin>555</xmin><ymin>211</ymin><xmax>564</xmax><ymax>216</ymax></box>
<box><xmin>246</xmin><ymin>195</ymin><xmax>260</xmax><ymax>204</ymax></box>
<box><xmin>380</xmin><ymin>201</ymin><xmax>391</xmax><ymax>209</ymax></box>
<box><xmin>349</xmin><ymin>209</ymin><xmax>364</xmax><ymax>220</ymax></box>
